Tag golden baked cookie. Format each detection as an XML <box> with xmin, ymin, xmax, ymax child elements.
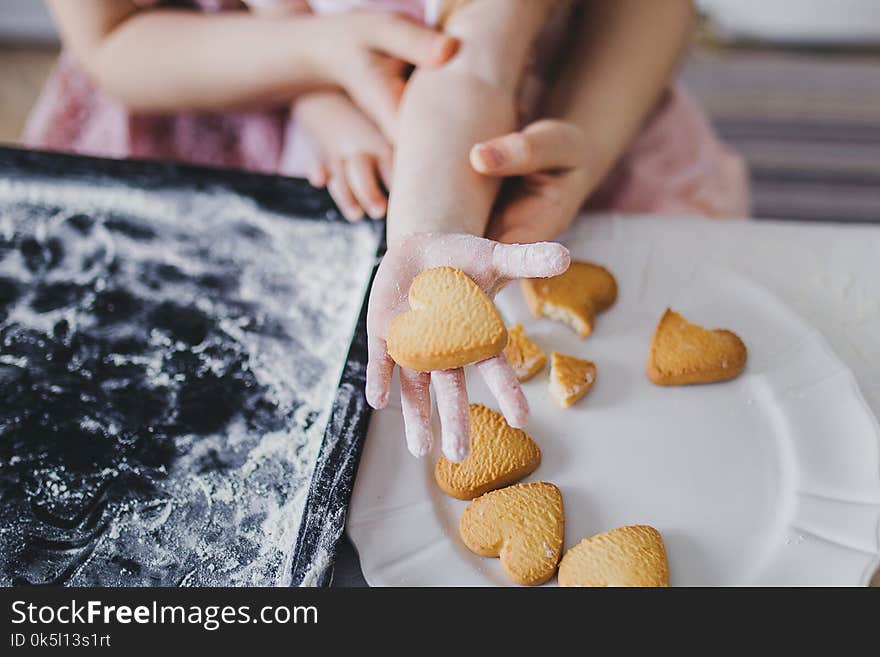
<box><xmin>502</xmin><ymin>324</ymin><xmax>547</xmax><ymax>382</ymax></box>
<box><xmin>647</xmin><ymin>308</ymin><xmax>747</xmax><ymax>386</ymax></box>
<box><xmin>436</xmin><ymin>404</ymin><xmax>541</xmax><ymax>500</ymax></box>
<box><xmin>387</xmin><ymin>267</ymin><xmax>507</xmax><ymax>372</ymax></box>
<box><xmin>549</xmin><ymin>352</ymin><xmax>596</xmax><ymax>408</ymax></box>
<box><xmin>459</xmin><ymin>482</ymin><xmax>564</xmax><ymax>586</ymax></box>
<box><xmin>520</xmin><ymin>261</ymin><xmax>617</xmax><ymax>338</ymax></box>
<box><xmin>558</xmin><ymin>525</ymin><xmax>669</xmax><ymax>587</ymax></box>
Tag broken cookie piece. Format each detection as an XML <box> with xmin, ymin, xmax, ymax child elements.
<box><xmin>549</xmin><ymin>352</ymin><xmax>596</xmax><ymax>408</ymax></box>
<box><xmin>503</xmin><ymin>324</ymin><xmax>547</xmax><ymax>382</ymax></box>
<box><xmin>520</xmin><ymin>261</ymin><xmax>617</xmax><ymax>338</ymax></box>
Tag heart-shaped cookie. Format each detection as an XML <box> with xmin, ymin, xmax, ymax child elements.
<box><xmin>549</xmin><ymin>352</ymin><xmax>596</xmax><ymax>408</ymax></box>
<box><xmin>436</xmin><ymin>403</ymin><xmax>541</xmax><ymax>500</ymax></box>
<box><xmin>459</xmin><ymin>481</ymin><xmax>564</xmax><ymax>586</ymax></box>
<box><xmin>647</xmin><ymin>308</ymin><xmax>747</xmax><ymax>386</ymax></box>
<box><xmin>387</xmin><ymin>267</ymin><xmax>507</xmax><ymax>372</ymax></box>
<box><xmin>521</xmin><ymin>261</ymin><xmax>617</xmax><ymax>338</ymax></box>
<box><xmin>558</xmin><ymin>525</ymin><xmax>669</xmax><ymax>587</ymax></box>
<box><xmin>503</xmin><ymin>324</ymin><xmax>546</xmax><ymax>382</ymax></box>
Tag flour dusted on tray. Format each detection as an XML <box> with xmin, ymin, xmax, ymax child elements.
<box><xmin>0</xmin><ymin>178</ymin><xmax>377</xmax><ymax>586</ymax></box>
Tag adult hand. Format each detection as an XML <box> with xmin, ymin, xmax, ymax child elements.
<box><xmin>469</xmin><ymin>119</ymin><xmax>597</xmax><ymax>244</ymax></box>
<box><xmin>366</xmin><ymin>233</ymin><xmax>570</xmax><ymax>461</ymax></box>
<box><xmin>314</xmin><ymin>12</ymin><xmax>458</xmax><ymax>140</ymax></box>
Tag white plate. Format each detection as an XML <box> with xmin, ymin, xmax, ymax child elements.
<box><xmin>348</xmin><ymin>226</ymin><xmax>880</xmax><ymax>586</ymax></box>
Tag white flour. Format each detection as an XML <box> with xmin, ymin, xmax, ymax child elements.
<box><xmin>0</xmin><ymin>176</ymin><xmax>378</xmax><ymax>586</ymax></box>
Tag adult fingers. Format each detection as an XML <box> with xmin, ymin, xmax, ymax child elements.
<box><xmin>345</xmin><ymin>154</ymin><xmax>388</xmax><ymax>219</ymax></box>
<box><xmin>477</xmin><ymin>355</ymin><xmax>529</xmax><ymax>428</ymax></box>
<box><xmin>400</xmin><ymin>369</ymin><xmax>433</xmax><ymax>457</ymax></box>
<box><xmin>366</xmin><ymin>334</ymin><xmax>395</xmax><ymax>409</ymax></box>
<box><xmin>470</xmin><ymin>120</ymin><xmax>585</xmax><ymax>176</ymax></box>
<box><xmin>362</xmin><ymin>14</ymin><xmax>458</xmax><ymax>67</ymax></box>
<box><xmin>327</xmin><ymin>160</ymin><xmax>364</xmax><ymax>222</ymax></box>
<box><xmin>491</xmin><ymin>241</ymin><xmax>570</xmax><ymax>281</ymax></box>
<box><xmin>432</xmin><ymin>368</ymin><xmax>470</xmax><ymax>462</ymax></box>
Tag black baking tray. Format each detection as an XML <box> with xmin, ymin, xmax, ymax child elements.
<box><xmin>0</xmin><ymin>145</ymin><xmax>383</xmax><ymax>587</ymax></box>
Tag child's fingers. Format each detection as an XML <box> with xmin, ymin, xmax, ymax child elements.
<box><xmin>400</xmin><ymin>369</ymin><xmax>433</xmax><ymax>457</ymax></box>
<box><xmin>362</xmin><ymin>14</ymin><xmax>458</xmax><ymax>68</ymax></box>
<box><xmin>345</xmin><ymin>54</ymin><xmax>405</xmax><ymax>140</ymax></box>
<box><xmin>366</xmin><ymin>335</ymin><xmax>395</xmax><ymax>409</ymax></box>
<box><xmin>432</xmin><ymin>368</ymin><xmax>470</xmax><ymax>462</ymax></box>
<box><xmin>470</xmin><ymin>120</ymin><xmax>584</xmax><ymax>176</ymax></box>
<box><xmin>377</xmin><ymin>152</ymin><xmax>394</xmax><ymax>191</ymax></box>
<box><xmin>347</xmin><ymin>77</ymin><xmax>399</xmax><ymax>142</ymax></box>
<box><xmin>348</xmin><ymin>18</ymin><xmax>456</xmax><ymax>139</ymax></box>
<box><xmin>491</xmin><ymin>241</ymin><xmax>571</xmax><ymax>281</ymax></box>
<box><xmin>308</xmin><ymin>162</ymin><xmax>329</xmax><ymax>188</ymax></box>
<box><xmin>327</xmin><ymin>161</ymin><xmax>364</xmax><ymax>221</ymax></box>
<box><xmin>477</xmin><ymin>354</ymin><xmax>529</xmax><ymax>429</ymax></box>
<box><xmin>345</xmin><ymin>154</ymin><xmax>388</xmax><ymax>219</ymax></box>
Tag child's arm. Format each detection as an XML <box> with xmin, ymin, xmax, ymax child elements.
<box><xmin>47</xmin><ymin>0</ymin><xmax>454</xmax><ymax>132</ymax></box>
<box><xmin>542</xmin><ymin>0</ymin><xmax>693</xmax><ymax>190</ymax></box>
<box><xmin>385</xmin><ymin>0</ymin><xmax>556</xmax><ymax>244</ymax></box>
<box><xmin>367</xmin><ymin>1</ymin><xmax>570</xmax><ymax>460</ymax></box>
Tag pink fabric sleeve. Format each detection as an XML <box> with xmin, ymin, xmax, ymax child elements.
<box><xmin>588</xmin><ymin>83</ymin><xmax>750</xmax><ymax>218</ymax></box>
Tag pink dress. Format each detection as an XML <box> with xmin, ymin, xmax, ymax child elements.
<box><xmin>24</xmin><ymin>0</ymin><xmax>749</xmax><ymax>218</ymax></box>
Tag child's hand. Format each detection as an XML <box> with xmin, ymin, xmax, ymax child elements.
<box><xmin>313</xmin><ymin>12</ymin><xmax>458</xmax><ymax>140</ymax></box>
<box><xmin>469</xmin><ymin>120</ymin><xmax>595</xmax><ymax>244</ymax></box>
<box><xmin>297</xmin><ymin>92</ymin><xmax>393</xmax><ymax>221</ymax></box>
<box><xmin>366</xmin><ymin>233</ymin><xmax>570</xmax><ymax>461</ymax></box>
